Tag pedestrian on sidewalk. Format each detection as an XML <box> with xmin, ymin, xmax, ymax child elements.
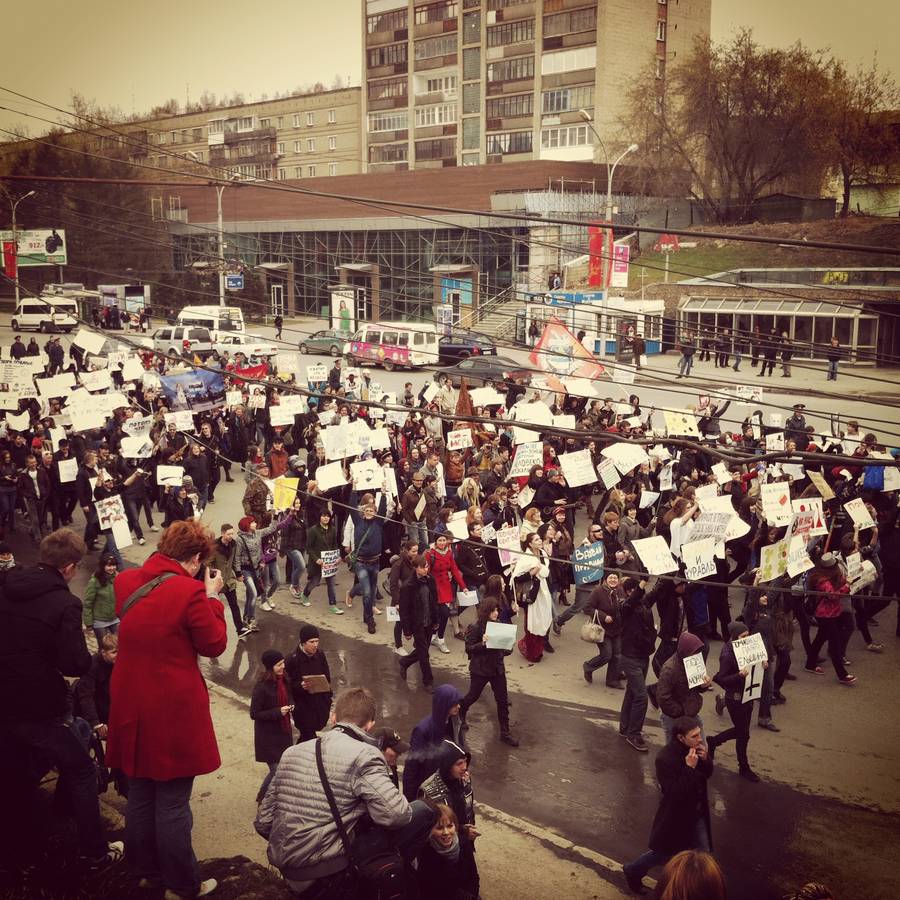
<box><xmin>622</xmin><ymin>716</ymin><xmax>713</xmax><ymax>895</ymax></box>
<box><xmin>458</xmin><ymin>599</ymin><xmax>518</xmax><ymax>746</ymax></box>
<box><xmin>250</xmin><ymin>649</ymin><xmax>293</xmax><ymax>803</ymax></box>
<box><xmin>732</xmin><ymin>331</ymin><xmax>745</xmax><ymax>371</ymax></box>
<box><xmin>750</xmin><ymin>325</ymin><xmax>761</xmax><ymax>367</ymax></box>
<box><xmin>402</xmin><ymin>685</ymin><xmax>466</xmax><ymax>800</ymax></box>
<box><xmin>285</xmin><ymin>624</ymin><xmax>333</xmax><ymax>744</ymax></box>
<box><xmin>826</xmin><ymin>336</ymin><xmax>843</xmax><ymax>381</ymax></box>
<box><xmin>758</xmin><ymin>328</ymin><xmax>779</xmax><ymax>377</ymax></box>
<box><xmin>398</xmin><ymin>553</ymin><xmax>438</xmax><ymax>689</ymax></box>
<box><xmin>633</xmin><ymin>333</ymin><xmax>646</xmax><ymax>370</ymax></box>
<box><xmin>274</xmin><ymin>314</ymin><xmax>283</xmax><ymax>340</ymax></box>
<box><xmin>676</xmin><ymin>333</ymin><xmax>696</xmax><ymax>378</ymax></box>
<box><xmin>618</xmin><ymin>577</ymin><xmax>656</xmax><ymax>752</ymax></box>
<box><xmin>780</xmin><ymin>331</ymin><xmax>793</xmax><ymax>377</ymax></box>
<box><xmin>582</xmin><ymin>571</ymin><xmax>624</xmax><ymax>688</ymax></box>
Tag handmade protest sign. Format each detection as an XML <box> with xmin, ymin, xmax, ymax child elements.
<box><xmin>786</xmin><ymin>534</ymin><xmax>815</xmax><ymax>577</ymax></box>
<box><xmin>659</xmin><ymin>462</ymin><xmax>674</xmax><ymax>492</ymax></box>
<box><xmin>732</xmin><ymin>633</ymin><xmax>768</xmax><ymax>669</ymax></box>
<box><xmin>639</xmin><ymin>490</ymin><xmax>660</xmax><ymax>510</ymax></box>
<box><xmin>695</xmin><ymin>482</ymin><xmax>719</xmax><ymax>504</ymax></box>
<box><xmin>447</xmin><ymin>429</ymin><xmax>474</xmax><ymax>451</ymax></box>
<box><xmin>57</xmin><ymin>458</ymin><xmax>78</xmax><ymax>484</ymax></box>
<box><xmin>386</xmin><ymin>606</ymin><xmax>401</xmax><ymax>622</ymax></box>
<box><xmin>422</xmin><ymin>382</ymin><xmax>440</xmax><ymax>404</ymax></box>
<box><xmin>711</xmin><ymin>462</ymin><xmax>730</xmax><ymax>485</ymax></box>
<box><xmin>469</xmin><ymin>387</ymin><xmax>504</xmax><ymax>407</ymax></box>
<box><xmin>601</xmin><ymin>442</ymin><xmax>649</xmax><ymax>475</ymax></box>
<box><xmin>597</xmin><ymin>457</ymin><xmax>620</xmax><ymax>490</ymax></box>
<box><xmin>742</xmin><ymin>664</ymin><xmax>764</xmax><ymax>703</ymax></box>
<box><xmin>226</xmin><ymin>390</ymin><xmax>243</xmax><ymax>408</ymax></box>
<box><xmin>272</xmin><ymin>477</ymin><xmax>299</xmax><ymax>511</ymax></box>
<box><xmin>316</xmin><ymin>461</ymin><xmax>348</xmax><ymax>492</ymax></box>
<box><xmin>164</xmin><ymin>410</ymin><xmax>194</xmax><ymax>432</ymax></box>
<box><xmin>844</xmin><ymin>498</ymin><xmax>876</xmax><ymax>530</ymax></box>
<box><xmin>485</xmin><ymin>621</ymin><xmax>518</xmax><ymax>651</ymax></box>
<box><xmin>72</xmin><ymin>329</ymin><xmax>106</xmax><ymax>355</ymax></box>
<box><xmin>457</xmin><ymin>589</ymin><xmax>479</xmax><ymax>607</ymax></box>
<box><xmin>4</xmin><ymin>409</ymin><xmax>30</xmax><ymax>431</ymax></box>
<box><xmin>765</xmin><ymin>432</ymin><xmax>785</xmax><ymax>452</ymax></box>
<box><xmin>157</xmin><ymin>465</ymin><xmax>184</xmax><ymax>487</ymax></box>
<box><xmin>95</xmin><ymin>495</ymin><xmax>132</xmax><ymax>549</ymax></box>
<box><xmin>572</xmin><ymin>541</ymin><xmax>605</xmax><ymax>586</ymax></box>
<box><xmin>757</xmin><ymin>539</ymin><xmax>789</xmax><ymax>583</ymax></box>
<box><xmin>791</xmin><ymin>497</ymin><xmax>827</xmax><ymax>537</ymax></box>
<box><xmin>496</xmin><ymin>526</ymin><xmax>520</xmax><ymax>567</ymax></box>
<box><xmin>631</xmin><ymin>536</ymin><xmax>679</xmax><ymax>575</ymax></box>
<box><xmin>307</xmin><ymin>364</ymin><xmax>328</xmax><ymax>383</ymax></box>
<box><xmin>558</xmin><ymin>448</ymin><xmax>597</xmax><ymax>488</ymax></box>
<box><xmin>480</xmin><ymin>522</ymin><xmax>497</xmax><ymax>545</ymax></box>
<box><xmin>689</xmin><ymin>511</ymin><xmax>734</xmax><ymax>544</ymax></box>
<box><xmin>664</xmin><ymin>409</ymin><xmax>700</xmax><ymax>437</ymax></box>
<box><xmin>553</xmin><ymin>414</ymin><xmax>576</xmax><ymax>430</ymax></box>
<box><xmin>368</xmin><ymin>428</ymin><xmax>392</xmax><ymax>452</ymax></box>
<box><xmin>320</xmin><ymin>550</ymin><xmax>341</xmax><ymax>579</ymax></box>
<box><xmin>517</xmin><ymin>485</ymin><xmax>535</xmax><ymax>508</ymax></box>
<box><xmin>761</xmin><ymin>481</ymin><xmax>793</xmax><ymax>527</ymax></box>
<box><xmin>807</xmin><ymin>470</ymin><xmax>835</xmax><ymax>501</ymax></box>
<box><xmin>269</xmin><ymin>406</ymin><xmax>295</xmax><ymax>427</ymax></box>
<box><xmin>683</xmin><ymin>652</ymin><xmax>707</xmax><ymax>689</ymax></box>
<box><xmin>122</xmin><ymin>415</ymin><xmax>153</xmax><ymax>438</ymax></box>
<box><xmin>80</xmin><ymin>369</ymin><xmax>113</xmax><ymax>393</ymax></box>
<box><xmin>447</xmin><ymin>511</ymin><xmax>469</xmax><ymax>541</ymax></box>
<box><xmin>682</xmin><ymin>538</ymin><xmax>717</xmax><ymax>581</ymax></box>
<box><xmin>509</xmin><ymin>441</ymin><xmax>543</xmax><ymax>478</ymax></box>
<box><xmin>120</xmin><ymin>436</ymin><xmax>153</xmax><ymax>459</ymax></box>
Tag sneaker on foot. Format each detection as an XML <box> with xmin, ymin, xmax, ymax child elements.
<box><xmin>259</xmin><ymin>601</ymin><xmax>274</xmax><ymax>612</ymax></box>
<box><xmin>87</xmin><ymin>840</ymin><xmax>124</xmax><ymax>867</ymax></box>
<box><xmin>583</xmin><ymin>668</ymin><xmax>593</xmax><ymax>684</ymax></box>
<box><xmin>431</xmin><ymin>634</ymin><xmax>440</xmax><ymax>646</ymax></box>
<box><xmin>238</xmin><ymin>626</ymin><xmax>252</xmax><ymax>640</ymax></box>
<box><xmin>758</xmin><ymin>719</ymin><xmax>781</xmax><ymax>732</ymax></box>
<box><xmin>367</xmin><ymin>619</ymin><xmax>377</xmax><ymax>634</ymax></box>
<box><xmin>164</xmin><ymin>879</ymin><xmax>217</xmax><ymax>900</ymax></box>
<box><xmin>804</xmin><ymin>665</ymin><xmax>825</xmax><ymax>675</ymax></box>
<box><xmin>625</xmin><ymin>734</ymin><xmax>649</xmax><ymax>752</ymax></box>
<box><xmin>866</xmin><ymin>642</ymin><xmax>884</xmax><ymax>653</ymax></box>
<box><xmin>150</xmin><ymin>525</ymin><xmax>160</xmax><ymax>533</ymax></box>
<box><xmin>715</xmin><ymin>695</ymin><xmax>725</xmax><ymax>716</ymax></box>
<box><xmin>248</xmin><ymin>620</ymin><xmax>260</xmax><ymax>633</ymax></box>
<box><xmin>436</xmin><ymin>638</ymin><xmax>451</xmax><ymax>654</ymax></box>
<box><xmin>329</xmin><ymin>605</ymin><xmax>345</xmax><ymax>615</ymax></box>
<box><xmin>838</xmin><ymin>674</ymin><xmax>858</xmax><ymax>685</ymax></box>
<box><xmin>138</xmin><ymin>537</ymin><xmax>146</xmax><ymax>546</ymax></box>
<box><xmin>397</xmin><ymin>657</ymin><xmax>408</xmax><ymax>681</ymax></box>
<box><xmin>393</xmin><ymin>646</ymin><xmax>406</xmax><ymax>656</ymax></box>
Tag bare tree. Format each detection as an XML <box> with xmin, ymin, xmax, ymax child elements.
<box><xmin>626</xmin><ymin>30</ymin><xmax>834</xmax><ymax>223</ymax></box>
<box><xmin>826</xmin><ymin>59</ymin><xmax>900</xmax><ymax>217</ymax></box>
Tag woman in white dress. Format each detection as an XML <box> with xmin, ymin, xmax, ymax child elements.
<box><xmin>513</xmin><ymin>532</ymin><xmax>553</xmax><ymax>663</ymax></box>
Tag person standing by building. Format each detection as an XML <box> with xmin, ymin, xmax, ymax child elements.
<box><xmin>758</xmin><ymin>328</ymin><xmax>780</xmax><ymax>377</ymax></box>
<box><xmin>622</xmin><ymin>716</ymin><xmax>713</xmax><ymax>895</ymax></box>
<box><xmin>825</xmin><ymin>336</ymin><xmax>843</xmax><ymax>381</ymax></box>
<box><xmin>274</xmin><ymin>313</ymin><xmax>284</xmax><ymax>340</ymax></box>
<box><xmin>106</xmin><ymin>520</ymin><xmax>226</xmax><ymax>899</ymax></box>
<box><xmin>285</xmin><ymin>624</ymin><xmax>333</xmax><ymax>744</ymax></box>
<box><xmin>1</xmin><ymin>530</ymin><xmax>124</xmax><ymax>869</ymax></box>
<box><xmin>251</xmin><ymin>649</ymin><xmax>293</xmax><ymax>804</ymax></box>
<box><xmin>676</xmin><ymin>332</ymin><xmax>695</xmax><ymax>378</ymax></box>
<box><xmin>780</xmin><ymin>331</ymin><xmax>794</xmax><ymax>377</ymax></box>
<box><xmin>632</xmin><ymin>332</ymin><xmax>646</xmax><ymax>370</ymax></box>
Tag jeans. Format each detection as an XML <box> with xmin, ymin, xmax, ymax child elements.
<box><xmin>0</xmin><ymin>490</ymin><xmax>17</xmax><ymax>529</ymax></box>
<box><xmin>619</xmin><ymin>655</ymin><xmax>649</xmax><ymax>737</ymax></box>
<box><xmin>285</xmin><ymin>549</ymin><xmax>306</xmax><ymax>589</ymax></box>
<box><xmin>405</xmin><ymin>521</ymin><xmax>428</xmax><ymax>548</ymax></box>
<box><xmin>92</xmin><ymin>621</ymin><xmax>119</xmax><ymax>647</ymax></box>
<box><xmin>24</xmin><ymin>496</ymin><xmax>44</xmax><ymax>542</ymax></box>
<box><xmin>241</xmin><ymin>567</ymin><xmax>260</xmax><ymax>621</ymax></box>
<box><xmin>261</xmin><ymin>558</ymin><xmax>280</xmax><ymax>599</ymax></box>
<box><xmin>624</xmin><ymin>819</ymin><xmax>710</xmax><ymax>883</ymax></box>
<box><xmin>354</xmin><ymin>561</ymin><xmax>380</xmax><ymax>623</ymax></box>
<box><xmin>221</xmin><ymin>587</ymin><xmax>243</xmax><ymax>632</ymax></box>
<box><xmin>758</xmin><ymin>656</ymin><xmax>775</xmax><ymax>720</ymax></box>
<box><xmin>584</xmin><ymin>634</ymin><xmax>622</xmax><ymax>685</ymax></box>
<box><xmin>436</xmin><ymin>603</ymin><xmax>453</xmax><ymax>640</ymax></box>
<box><xmin>103</xmin><ymin>530</ymin><xmax>125</xmax><ymax>570</ymax></box>
<box><xmin>709</xmin><ymin>695</ymin><xmax>753</xmax><ymax>769</ymax></box>
<box><xmin>5</xmin><ymin>717</ymin><xmax>108</xmax><ymax>860</ymax></box>
<box><xmin>732</xmin><ymin>350</ymin><xmax>742</xmax><ymax>370</ymax></box>
<box><xmin>304</xmin><ymin>568</ymin><xmax>337</xmax><ymax>606</ymax></box>
<box><xmin>828</xmin><ymin>359</ymin><xmax>839</xmax><ymax>380</ymax></box>
<box><xmin>126</xmin><ymin>776</ymin><xmax>200</xmax><ymax>896</ymax></box>
<box><xmin>807</xmin><ymin>615</ymin><xmax>849</xmax><ymax>679</ymax></box>
<box><xmin>678</xmin><ymin>355</ymin><xmax>693</xmax><ymax>376</ymax></box>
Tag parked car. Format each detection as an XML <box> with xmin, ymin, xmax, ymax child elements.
<box><xmin>212</xmin><ymin>332</ymin><xmax>278</xmax><ymax>359</ymax></box>
<box><xmin>298</xmin><ymin>329</ymin><xmax>349</xmax><ymax>357</ymax></box>
<box><xmin>438</xmin><ymin>330</ymin><xmax>498</xmax><ymax>363</ymax></box>
<box><xmin>151</xmin><ymin>326</ymin><xmax>214</xmax><ymax>360</ymax></box>
<box><xmin>437</xmin><ymin>354</ymin><xmax>530</xmax><ymax>387</ymax></box>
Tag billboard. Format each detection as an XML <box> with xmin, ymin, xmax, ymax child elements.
<box><xmin>159</xmin><ymin>369</ymin><xmax>226</xmax><ymax>413</ymax></box>
<box><xmin>0</xmin><ymin>229</ymin><xmax>67</xmax><ymax>266</ymax></box>
<box><xmin>610</xmin><ymin>244</ymin><xmax>630</xmax><ymax>288</ymax></box>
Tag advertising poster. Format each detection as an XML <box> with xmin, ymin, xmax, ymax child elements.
<box><xmin>160</xmin><ymin>370</ymin><xmax>225</xmax><ymax>413</ymax></box>
<box><xmin>0</xmin><ymin>228</ymin><xmax>67</xmax><ymax>266</ymax></box>
<box><xmin>330</xmin><ymin>289</ymin><xmax>356</xmax><ymax>335</ymax></box>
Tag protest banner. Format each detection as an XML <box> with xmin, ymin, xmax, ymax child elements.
<box><xmin>807</xmin><ymin>470</ymin><xmax>835</xmax><ymax>501</ymax></box>
<box><xmin>682</xmin><ymin>538</ymin><xmax>717</xmax><ymax>581</ymax></box>
<box><xmin>164</xmin><ymin>410</ymin><xmax>194</xmax><ymax>432</ymax></box>
<box><xmin>157</xmin><ymin>465</ymin><xmax>184</xmax><ymax>487</ymax></box>
<box><xmin>786</xmin><ymin>534</ymin><xmax>815</xmax><ymax>577</ymax></box>
<box><xmin>732</xmin><ymin>633</ymin><xmax>768</xmax><ymax>669</ymax></box>
<box><xmin>316</xmin><ymin>461</ymin><xmax>348</xmax><ymax>492</ymax></box>
<box><xmin>597</xmin><ymin>457</ymin><xmax>620</xmax><ymax>490</ymax></box>
<box><xmin>558</xmin><ymin>449</ymin><xmax>597</xmax><ymax>488</ymax></box>
<box><xmin>447</xmin><ymin>429</ymin><xmax>474</xmax><ymax>451</ymax></box>
<box><xmin>122</xmin><ymin>415</ymin><xmax>153</xmax><ymax>438</ymax></box>
<box><xmin>509</xmin><ymin>441</ymin><xmax>543</xmax><ymax>478</ymax></box>
<box><xmin>485</xmin><ymin>621</ymin><xmax>518</xmax><ymax>651</ymax></box>
<box><xmin>496</xmin><ymin>525</ymin><xmax>520</xmax><ymax>567</ymax></box>
<box><xmin>572</xmin><ymin>541</ymin><xmax>605</xmax><ymax>586</ymax></box>
<box><xmin>689</xmin><ymin>511</ymin><xmax>734</xmax><ymax>544</ymax></box>
<box><xmin>711</xmin><ymin>462</ymin><xmax>731</xmax><ymax>485</ymax></box>
<box><xmin>844</xmin><ymin>497</ymin><xmax>876</xmax><ymax>530</ymax></box>
<box><xmin>742</xmin><ymin>664</ymin><xmax>764</xmax><ymax>703</ymax></box>
<box><xmin>120</xmin><ymin>436</ymin><xmax>153</xmax><ymax>459</ymax></box>
<box><xmin>350</xmin><ymin>458</ymin><xmax>383</xmax><ymax>492</ymax></box>
<box><xmin>791</xmin><ymin>497</ymin><xmax>827</xmax><ymax>537</ymax></box>
<box><xmin>601</xmin><ymin>442</ymin><xmax>649</xmax><ymax>475</ymax></box>
<box><xmin>664</xmin><ymin>410</ymin><xmax>700</xmax><ymax>437</ymax></box>
<box><xmin>160</xmin><ymin>370</ymin><xmax>225</xmax><ymax>412</ymax></box>
<box><xmin>272</xmin><ymin>478</ymin><xmax>299</xmax><ymax>511</ymax></box>
<box><xmin>631</xmin><ymin>536</ymin><xmax>679</xmax><ymax>575</ymax></box>
<box><xmin>761</xmin><ymin>481</ymin><xmax>793</xmax><ymax>526</ymax></box>
<box><xmin>320</xmin><ymin>549</ymin><xmax>340</xmax><ymax>579</ymax></box>
<box><xmin>758</xmin><ymin>539</ymin><xmax>789</xmax><ymax>583</ymax></box>
<box><xmin>470</xmin><ymin>387</ymin><xmax>505</xmax><ymax>407</ymax></box>
<box><xmin>57</xmin><ymin>458</ymin><xmax>78</xmax><ymax>483</ymax></box>
<box><xmin>95</xmin><ymin>495</ymin><xmax>132</xmax><ymax>549</ymax></box>
<box><xmin>307</xmin><ymin>364</ymin><xmax>328</xmax><ymax>383</ymax></box>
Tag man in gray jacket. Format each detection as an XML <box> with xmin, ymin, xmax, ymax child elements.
<box><xmin>255</xmin><ymin>686</ymin><xmax>435</xmax><ymax>897</ymax></box>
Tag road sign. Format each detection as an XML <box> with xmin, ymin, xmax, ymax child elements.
<box><xmin>225</xmin><ymin>274</ymin><xmax>244</xmax><ymax>290</ymax></box>
<box><xmin>653</xmin><ymin>234</ymin><xmax>680</xmax><ymax>254</ymax></box>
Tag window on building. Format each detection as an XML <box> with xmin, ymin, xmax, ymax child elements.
<box><xmin>307</xmin><ymin>138</ymin><xmax>316</xmax><ymax>151</ymax></box>
<box><xmin>463</xmin><ymin>46</ymin><xmax>481</xmax><ymax>79</ymax></box>
<box><xmin>540</xmin><ymin>124</ymin><xmax>591</xmax><ymax>148</ymax></box>
<box><xmin>414</xmin><ymin>1</ymin><xmax>458</xmax><ymax>25</ymax></box>
<box><xmin>277</xmin><ymin>142</ymin><xmax>285</xmax><ymax>154</ymax></box>
<box><xmin>278</xmin><ymin>167</ymin><xmax>287</xmax><ymax>180</ymax></box>
<box><xmin>540</xmin><ymin>46</ymin><xmax>596</xmax><ymax>75</ymax></box>
<box><xmin>293</xmin><ymin>140</ymin><xmax>301</xmax><ymax>152</ymax></box>
<box><xmin>541</xmin><ymin>84</ymin><xmax>594</xmax><ymax>113</ymax></box>
<box><xmin>487</xmin><ymin>55</ymin><xmax>534</xmax><ymax>82</ymax></box>
<box><xmin>157</xmin><ymin>134</ymin><xmax>166</xmax><ymax>145</ymax></box>
<box><xmin>170</xmin><ymin>131</ymin><xmax>179</xmax><ymax>144</ymax></box>
<box><xmin>487</xmin><ymin>19</ymin><xmax>534</xmax><ymax>46</ymax></box>
<box><xmin>462</xmin><ymin>82</ymin><xmax>480</xmax><ymax>114</ymax></box>
<box><xmin>239</xmin><ymin>116</ymin><xmax>253</xmax><ymax>130</ymax></box>
<box><xmin>415</xmin><ymin>137</ymin><xmax>456</xmax><ymax>160</ymax></box>
<box><xmin>329</xmin><ymin>162</ymin><xmax>338</xmax><ymax>176</ymax></box>
<box><xmin>308</xmin><ymin>165</ymin><xmax>317</xmax><ymax>177</ymax></box>
<box><xmin>277</xmin><ymin>116</ymin><xmax>284</xmax><ymax>128</ymax></box>
<box><xmin>192</xmin><ymin>127</ymin><xmax>203</xmax><ymax>142</ymax></box>
<box><xmin>306</xmin><ymin>112</ymin><xmax>315</xmax><ymax>126</ymax></box>
<box><xmin>462</xmin><ymin>10</ymin><xmax>480</xmax><ymax>44</ymax></box>
<box><xmin>415</xmin><ymin>103</ymin><xmax>458</xmax><ymax>127</ymax></box>
<box><xmin>656</xmin><ymin>20</ymin><xmax>666</xmax><ymax>41</ymax></box>
<box><xmin>369</xmin><ymin>143</ymin><xmax>409</xmax><ymax>163</ymax></box>
<box><xmin>543</xmin><ymin>7</ymin><xmax>597</xmax><ymax>37</ymax></box>
<box><xmin>208</xmin><ymin>120</ymin><xmax>224</xmax><ymax>134</ymax></box>
<box><xmin>328</xmin><ymin>135</ymin><xmax>337</xmax><ymax>150</ymax></box>
<box><xmin>487</xmin><ymin>0</ymin><xmax>529</xmax><ymax>8</ymax></box>
<box><xmin>462</xmin><ymin>152</ymin><xmax>480</xmax><ymax>165</ymax></box>
<box><xmin>656</xmin><ymin>57</ymin><xmax>665</xmax><ymax>79</ymax></box>
<box><xmin>486</xmin><ymin>93</ymin><xmax>533</xmax><ymax>118</ymax></box>
<box><xmin>367</xmin><ymin>7</ymin><xmax>408</xmax><ymax>32</ymax></box>
<box><xmin>191</xmin><ymin>150</ymin><xmax>204</xmax><ymax>162</ymax></box>
<box><xmin>293</xmin><ymin>114</ymin><xmax>301</xmax><ymax>127</ymax></box>
<box><xmin>259</xmin><ymin>118</ymin><xmax>270</xmax><ymax>129</ymax></box>
<box><xmin>328</xmin><ymin>109</ymin><xmax>336</xmax><ymax>123</ymax></box>
<box><xmin>368</xmin><ymin>42</ymin><xmax>408</xmax><ymax>67</ymax></box>
<box><xmin>295</xmin><ymin>166</ymin><xmax>303</xmax><ymax>178</ymax></box>
<box><xmin>425</xmin><ymin>74</ymin><xmax>458</xmax><ymax>96</ymax></box>
<box><xmin>462</xmin><ymin>116</ymin><xmax>480</xmax><ymax>149</ymax></box>
<box><xmin>486</xmin><ymin>131</ymin><xmax>532</xmax><ymax>154</ymax></box>
<box><xmin>368</xmin><ymin>77</ymin><xmax>408</xmax><ymax>100</ymax></box>
<box><xmin>368</xmin><ymin>110</ymin><xmax>409</xmax><ymax>132</ymax></box>
<box><xmin>415</xmin><ymin>34</ymin><xmax>457</xmax><ymax>60</ymax></box>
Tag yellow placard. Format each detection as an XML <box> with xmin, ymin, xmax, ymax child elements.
<box><xmin>273</xmin><ymin>477</ymin><xmax>299</xmax><ymax>511</ymax></box>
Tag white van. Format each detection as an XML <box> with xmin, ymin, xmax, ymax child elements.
<box><xmin>11</xmin><ymin>296</ymin><xmax>79</xmax><ymax>333</ymax></box>
<box><xmin>346</xmin><ymin>322</ymin><xmax>439</xmax><ymax>370</ymax></box>
<box><xmin>175</xmin><ymin>305</ymin><xmax>245</xmax><ymax>339</ymax></box>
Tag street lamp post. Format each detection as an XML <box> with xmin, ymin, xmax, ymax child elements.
<box><xmin>7</xmin><ymin>190</ymin><xmax>36</xmax><ymax>306</ymax></box>
<box><xmin>578</xmin><ymin>110</ymin><xmax>638</xmax><ymax>286</ymax></box>
<box><xmin>186</xmin><ymin>151</ymin><xmax>230</xmax><ymax>308</ymax></box>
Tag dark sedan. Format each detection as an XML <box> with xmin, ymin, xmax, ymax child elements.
<box><xmin>437</xmin><ymin>354</ymin><xmax>530</xmax><ymax>387</ymax></box>
<box><xmin>438</xmin><ymin>330</ymin><xmax>497</xmax><ymax>363</ymax></box>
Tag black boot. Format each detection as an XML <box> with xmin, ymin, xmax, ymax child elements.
<box><xmin>499</xmin><ymin>731</ymin><xmax>519</xmax><ymax>747</ymax></box>
<box><xmin>543</xmin><ymin>636</ymin><xmax>555</xmax><ymax>653</ymax></box>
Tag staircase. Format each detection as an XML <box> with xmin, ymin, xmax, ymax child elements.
<box><xmin>473</xmin><ymin>285</ymin><xmax>525</xmax><ymax>342</ymax></box>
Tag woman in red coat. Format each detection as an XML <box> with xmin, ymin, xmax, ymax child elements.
<box><xmin>426</xmin><ymin>533</ymin><xmax>467</xmax><ymax>654</ymax></box>
<box><xmin>107</xmin><ymin>520</ymin><xmax>227</xmax><ymax>899</ymax></box>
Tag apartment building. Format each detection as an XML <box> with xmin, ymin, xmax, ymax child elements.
<box><xmin>362</xmin><ymin>0</ymin><xmax>711</xmax><ymax>172</ymax></box>
<box><xmin>116</xmin><ymin>87</ymin><xmax>363</xmax><ymax>183</ymax></box>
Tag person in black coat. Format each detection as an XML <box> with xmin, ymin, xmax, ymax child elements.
<box><xmin>623</xmin><ymin>715</ymin><xmax>713</xmax><ymax>894</ymax></box>
<box><xmin>73</xmin><ymin>634</ymin><xmax>117</xmax><ymax>734</ymax></box>
<box><xmin>284</xmin><ymin>624</ymin><xmax>332</xmax><ymax>743</ymax></box>
<box><xmin>398</xmin><ymin>556</ymin><xmax>439</xmax><ymax>688</ymax></box>
<box><xmin>458</xmin><ymin>599</ymin><xmax>518</xmax><ymax>747</ymax></box>
<box><xmin>250</xmin><ymin>649</ymin><xmax>294</xmax><ymax>803</ymax></box>
<box><xmin>455</xmin><ymin>525</ymin><xmax>489</xmax><ymax>596</ymax></box>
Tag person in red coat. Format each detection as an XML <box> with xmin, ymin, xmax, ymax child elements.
<box><xmin>425</xmin><ymin>534</ymin><xmax>467</xmax><ymax>654</ymax></box>
<box><xmin>106</xmin><ymin>520</ymin><xmax>226</xmax><ymax>900</ymax></box>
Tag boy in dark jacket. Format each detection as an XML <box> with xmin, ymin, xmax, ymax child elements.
<box><xmin>398</xmin><ymin>555</ymin><xmax>438</xmax><ymax>689</ymax></box>
<box><xmin>618</xmin><ymin>577</ymin><xmax>655</xmax><ymax>752</ymax></box>
<box><xmin>284</xmin><ymin>624</ymin><xmax>332</xmax><ymax>744</ymax></box>
<box><xmin>402</xmin><ymin>683</ymin><xmax>465</xmax><ymax>801</ymax></box>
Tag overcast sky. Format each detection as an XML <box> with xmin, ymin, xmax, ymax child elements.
<box><xmin>0</xmin><ymin>0</ymin><xmax>897</xmax><ymax>137</ymax></box>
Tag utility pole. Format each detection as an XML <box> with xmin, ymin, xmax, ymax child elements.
<box><xmin>7</xmin><ymin>190</ymin><xmax>35</xmax><ymax>306</ymax></box>
<box><xmin>216</xmin><ymin>184</ymin><xmax>226</xmax><ymax>308</ymax></box>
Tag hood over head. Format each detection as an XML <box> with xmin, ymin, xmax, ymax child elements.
<box><xmin>431</xmin><ymin>684</ymin><xmax>463</xmax><ymax>730</ymax></box>
<box><xmin>676</xmin><ymin>632</ymin><xmax>704</xmax><ymax>658</ymax></box>
<box><xmin>437</xmin><ymin>739</ymin><xmax>470</xmax><ymax>780</ymax></box>
<box><xmin>728</xmin><ymin>621</ymin><xmax>749</xmax><ymax>641</ymax></box>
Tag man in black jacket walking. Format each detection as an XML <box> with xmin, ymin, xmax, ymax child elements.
<box><xmin>618</xmin><ymin>577</ymin><xmax>655</xmax><ymax>752</ymax></box>
<box><xmin>622</xmin><ymin>715</ymin><xmax>713</xmax><ymax>894</ymax></box>
<box><xmin>398</xmin><ymin>556</ymin><xmax>438</xmax><ymax>689</ymax></box>
<box><xmin>0</xmin><ymin>530</ymin><xmax>122</xmax><ymax>867</ymax></box>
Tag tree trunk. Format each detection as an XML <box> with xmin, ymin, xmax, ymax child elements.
<box><xmin>840</xmin><ymin>166</ymin><xmax>852</xmax><ymax>218</ymax></box>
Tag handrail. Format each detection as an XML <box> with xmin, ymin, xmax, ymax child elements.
<box><xmin>473</xmin><ymin>284</ymin><xmax>517</xmax><ymax>326</ymax></box>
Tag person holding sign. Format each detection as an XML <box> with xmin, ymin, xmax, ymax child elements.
<box><xmin>706</xmin><ymin>623</ymin><xmax>761</xmax><ymax>782</ymax></box>
<box><xmin>458</xmin><ymin>599</ymin><xmax>518</xmax><ymax>747</ymax></box>
<box><xmin>285</xmin><ymin>625</ymin><xmax>333</xmax><ymax>744</ymax></box>
<box><xmin>347</xmin><ymin>492</ymin><xmax>389</xmax><ymax>634</ymax></box>
<box><xmin>803</xmin><ymin>554</ymin><xmax>855</xmax><ymax>684</ymax></box>
<box><xmin>301</xmin><ymin>510</ymin><xmax>344</xmax><ymax>616</ymax></box>
<box><xmin>655</xmin><ymin>632</ymin><xmax>709</xmax><ymax>745</ymax></box>
<box><xmin>617</xmin><ymin>577</ymin><xmax>656</xmax><ymax>752</ymax></box>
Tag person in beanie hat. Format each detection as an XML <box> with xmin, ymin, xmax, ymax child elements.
<box><xmin>251</xmin><ymin>649</ymin><xmax>293</xmax><ymax>803</ymax></box>
<box><xmin>375</xmin><ymin>727</ymin><xmax>411</xmax><ymax>789</ymax></box>
<box><xmin>285</xmin><ymin>624</ymin><xmax>333</xmax><ymax>743</ymax></box>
